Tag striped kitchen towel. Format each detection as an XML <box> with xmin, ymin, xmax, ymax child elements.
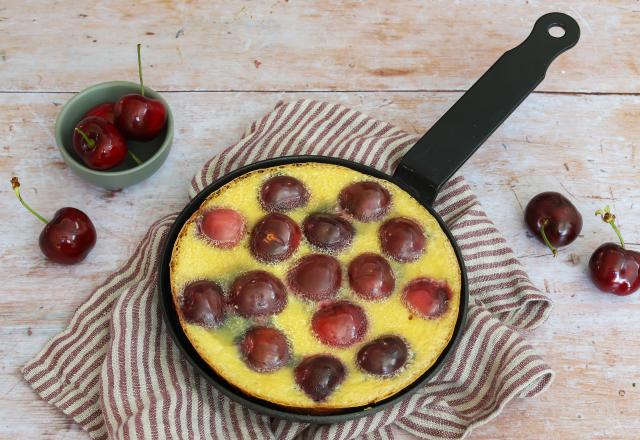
<box><xmin>23</xmin><ymin>100</ymin><xmax>553</xmax><ymax>440</ymax></box>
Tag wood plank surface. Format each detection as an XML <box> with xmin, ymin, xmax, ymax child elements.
<box><xmin>1</xmin><ymin>1</ymin><xmax>639</xmax><ymax>439</ymax></box>
<box><xmin>1</xmin><ymin>1</ymin><xmax>639</xmax><ymax>93</ymax></box>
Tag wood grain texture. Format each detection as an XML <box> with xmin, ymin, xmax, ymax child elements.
<box><xmin>1</xmin><ymin>1</ymin><xmax>639</xmax><ymax>439</ymax></box>
<box><xmin>1</xmin><ymin>1</ymin><xmax>639</xmax><ymax>93</ymax></box>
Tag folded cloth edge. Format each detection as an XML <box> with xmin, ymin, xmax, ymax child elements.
<box><xmin>21</xmin><ymin>99</ymin><xmax>554</xmax><ymax>440</ymax></box>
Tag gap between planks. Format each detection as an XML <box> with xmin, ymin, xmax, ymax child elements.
<box><xmin>0</xmin><ymin>89</ymin><xmax>639</xmax><ymax>96</ymax></box>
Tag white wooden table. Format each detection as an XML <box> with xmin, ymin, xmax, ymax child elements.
<box><xmin>1</xmin><ymin>1</ymin><xmax>639</xmax><ymax>439</ymax></box>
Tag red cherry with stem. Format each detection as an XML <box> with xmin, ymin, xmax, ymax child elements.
<box><xmin>524</xmin><ymin>192</ymin><xmax>583</xmax><ymax>256</ymax></box>
<box><xmin>589</xmin><ymin>244</ymin><xmax>640</xmax><ymax>295</ymax></box>
<box><xmin>115</xmin><ymin>94</ymin><xmax>166</xmax><ymax>141</ymax></box>
<box><xmin>114</xmin><ymin>44</ymin><xmax>167</xmax><ymax>141</ymax></box>
<box><xmin>11</xmin><ymin>177</ymin><xmax>96</xmax><ymax>264</ymax></box>
<box><xmin>81</xmin><ymin>107</ymin><xmax>142</xmax><ymax>166</ymax></box>
<box><xmin>85</xmin><ymin>102</ymin><xmax>116</xmax><ymax>124</ymax></box>
<box><xmin>589</xmin><ymin>206</ymin><xmax>640</xmax><ymax>296</ymax></box>
<box><xmin>73</xmin><ymin>117</ymin><xmax>128</xmax><ymax>170</ymax></box>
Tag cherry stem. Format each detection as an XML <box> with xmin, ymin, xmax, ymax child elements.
<box><xmin>596</xmin><ymin>206</ymin><xmax>625</xmax><ymax>248</ymax></box>
<box><xmin>539</xmin><ymin>219</ymin><xmax>557</xmax><ymax>257</ymax></box>
<box><xmin>75</xmin><ymin>127</ymin><xmax>95</xmax><ymax>149</ymax></box>
<box><xmin>10</xmin><ymin>177</ymin><xmax>49</xmax><ymax>224</ymax></box>
<box><xmin>128</xmin><ymin>150</ymin><xmax>142</xmax><ymax>165</ymax></box>
<box><xmin>137</xmin><ymin>43</ymin><xmax>144</xmax><ymax>97</ymax></box>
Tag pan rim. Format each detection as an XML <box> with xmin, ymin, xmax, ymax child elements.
<box><xmin>158</xmin><ymin>154</ymin><xmax>469</xmax><ymax>424</ymax></box>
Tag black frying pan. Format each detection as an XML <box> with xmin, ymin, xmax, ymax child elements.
<box><xmin>159</xmin><ymin>12</ymin><xmax>579</xmax><ymax>424</ymax></box>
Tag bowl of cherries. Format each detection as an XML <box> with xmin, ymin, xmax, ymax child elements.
<box><xmin>55</xmin><ymin>44</ymin><xmax>173</xmax><ymax>190</ymax></box>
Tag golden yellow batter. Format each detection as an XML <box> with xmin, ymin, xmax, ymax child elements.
<box><xmin>170</xmin><ymin>162</ymin><xmax>461</xmax><ymax>410</ymax></box>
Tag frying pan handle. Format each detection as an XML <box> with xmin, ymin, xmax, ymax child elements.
<box><xmin>393</xmin><ymin>12</ymin><xmax>579</xmax><ymax>205</ymax></box>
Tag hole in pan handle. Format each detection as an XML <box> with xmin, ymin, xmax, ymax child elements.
<box><xmin>393</xmin><ymin>12</ymin><xmax>580</xmax><ymax>205</ymax></box>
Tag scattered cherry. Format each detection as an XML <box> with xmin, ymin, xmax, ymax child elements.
<box><xmin>250</xmin><ymin>213</ymin><xmax>301</xmax><ymax>262</ymax></box>
<box><xmin>589</xmin><ymin>206</ymin><xmax>640</xmax><ymax>296</ymax></box>
<box><xmin>403</xmin><ymin>278</ymin><xmax>451</xmax><ymax>319</ymax></box>
<box><xmin>239</xmin><ymin>326</ymin><xmax>290</xmax><ymax>372</ymax></box>
<box><xmin>339</xmin><ymin>181</ymin><xmax>391</xmax><ymax>222</ymax></box>
<box><xmin>198</xmin><ymin>208</ymin><xmax>245</xmax><ymax>249</ymax></box>
<box><xmin>180</xmin><ymin>280</ymin><xmax>226</xmax><ymax>328</ymax></box>
<box><xmin>287</xmin><ymin>254</ymin><xmax>342</xmax><ymax>301</ymax></box>
<box><xmin>348</xmin><ymin>253</ymin><xmax>394</xmax><ymax>300</ymax></box>
<box><xmin>311</xmin><ymin>300</ymin><xmax>367</xmax><ymax>347</ymax></box>
<box><xmin>84</xmin><ymin>102</ymin><xmax>116</xmax><ymax>124</ymax></box>
<box><xmin>229</xmin><ymin>271</ymin><xmax>287</xmax><ymax>318</ymax></box>
<box><xmin>590</xmin><ymin>243</ymin><xmax>640</xmax><ymax>295</ymax></box>
<box><xmin>37</xmin><ymin>208</ymin><xmax>97</xmax><ymax>265</ymax></box>
<box><xmin>73</xmin><ymin>116</ymin><xmax>127</xmax><ymax>170</ymax></box>
<box><xmin>11</xmin><ymin>177</ymin><xmax>96</xmax><ymax>264</ymax></box>
<box><xmin>114</xmin><ymin>44</ymin><xmax>167</xmax><ymax>140</ymax></box>
<box><xmin>294</xmin><ymin>354</ymin><xmax>346</xmax><ymax>402</ymax></box>
<box><xmin>525</xmin><ymin>192</ymin><xmax>583</xmax><ymax>256</ymax></box>
<box><xmin>379</xmin><ymin>217</ymin><xmax>426</xmax><ymax>262</ymax></box>
<box><xmin>259</xmin><ymin>175</ymin><xmax>309</xmax><ymax>212</ymax></box>
<box><xmin>303</xmin><ymin>213</ymin><xmax>354</xmax><ymax>252</ymax></box>
<box><xmin>356</xmin><ymin>335</ymin><xmax>409</xmax><ymax>377</ymax></box>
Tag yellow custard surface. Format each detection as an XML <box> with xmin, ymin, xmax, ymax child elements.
<box><xmin>170</xmin><ymin>162</ymin><xmax>461</xmax><ymax>409</ymax></box>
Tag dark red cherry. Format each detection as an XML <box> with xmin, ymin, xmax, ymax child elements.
<box><xmin>180</xmin><ymin>280</ymin><xmax>226</xmax><ymax>328</ymax></box>
<box><xmin>115</xmin><ymin>94</ymin><xmax>167</xmax><ymax>141</ymax></box>
<box><xmin>303</xmin><ymin>213</ymin><xmax>354</xmax><ymax>252</ymax></box>
<box><xmin>338</xmin><ymin>181</ymin><xmax>391</xmax><ymax>222</ymax></box>
<box><xmin>379</xmin><ymin>217</ymin><xmax>426</xmax><ymax>262</ymax></box>
<box><xmin>356</xmin><ymin>335</ymin><xmax>409</xmax><ymax>377</ymax></box>
<box><xmin>11</xmin><ymin>178</ymin><xmax>97</xmax><ymax>264</ymax></box>
<box><xmin>259</xmin><ymin>175</ymin><xmax>309</xmax><ymax>212</ymax></box>
<box><xmin>287</xmin><ymin>254</ymin><xmax>342</xmax><ymax>301</ymax></box>
<box><xmin>250</xmin><ymin>213</ymin><xmax>301</xmax><ymax>262</ymax></box>
<box><xmin>38</xmin><ymin>207</ymin><xmax>97</xmax><ymax>264</ymax></box>
<box><xmin>589</xmin><ymin>243</ymin><xmax>640</xmax><ymax>296</ymax></box>
<box><xmin>311</xmin><ymin>301</ymin><xmax>367</xmax><ymax>347</ymax></box>
<box><xmin>84</xmin><ymin>102</ymin><xmax>116</xmax><ymax>124</ymax></box>
<box><xmin>588</xmin><ymin>207</ymin><xmax>640</xmax><ymax>296</ymax></box>
<box><xmin>525</xmin><ymin>192</ymin><xmax>583</xmax><ymax>256</ymax></box>
<box><xmin>198</xmin><ymin>208</ymin><xmax>245</xmax><ymax>248</ymax></box>
<box><xmin>348</xmin><ymin>253</ymin><xmax>394</xmax><ymax>300</ymax></box>
<box><xmin>239</xmin><ymin>326</ymin><xmax>290</xmax><ymax>372</ymax></box>
<box><xmin>114</xmin><ymin>44</ymin><xmax>167</xmax><ymax>140</ymax></box>
<box><xmin>73</xmin><ymin>116</ymin><xmax>127</xmax><ymax>170</ymax></box>
<box><xmin>294</xmin><ymin>354</ymin><xmax>346</xmax><ymax>402</ymax></box>
<box><xmin>229</xmin><ymin>271</ymin><xmax>287</xmax><ymax>317</ymax></box>
<box><xmin>403</xmin><ymin>278</ymin><xmax>451</xmax><ymax>319</ymax></box>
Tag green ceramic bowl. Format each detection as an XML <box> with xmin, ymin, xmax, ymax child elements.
<box><xmin>55</xmin><ymin>81</ymin><xmax>174</xmax><ymax>190</ymax></box>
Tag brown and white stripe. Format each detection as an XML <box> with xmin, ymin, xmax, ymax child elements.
<box><xmin>24</xmin><ymin>100</ymin><xmax>553</xmax><ymax>439</ymax></box>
